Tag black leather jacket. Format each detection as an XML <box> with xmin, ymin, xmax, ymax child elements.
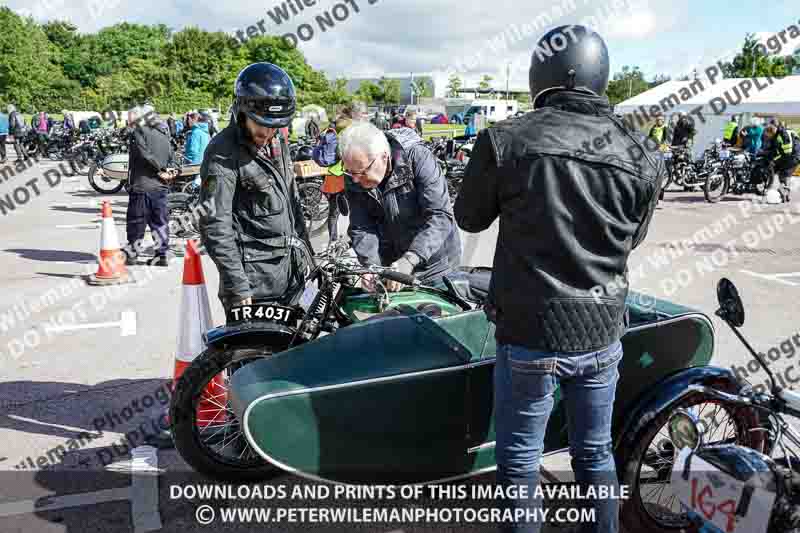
<box><xmin>198</xmin><ymin>124</ymin><xmax>312</xmax><ymax>308</ymax></box>
<box><xmin>454</xmin><ymin>91</ymin><xmax>663</xmax><ymax>352</ymax></box>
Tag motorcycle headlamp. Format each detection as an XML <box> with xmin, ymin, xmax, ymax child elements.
<box><xmin>668</xmin><ymin>409</ymin><xmax>703</xmax><ymax>451</ymax></box>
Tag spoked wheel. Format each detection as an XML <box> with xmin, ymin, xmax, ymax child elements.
<box><xmin>88</xmin><ymin>163</ymin><xmax>125</xmax><ymax>194</ymax></box>
<box><xmin>170</xmin><ymin>346</ymin><xmax>278</xmax><ymax>482</ymax></box>
<box><xmin>167</xmin><ymin>192</ymin><xmax>199</xmax><ymax>238</ymax></box>
<box><xmin>298</xmin><ymin>180</ymin><xmax>328</xmax><ymax>235</ymax></box>
<box><xmin>619</xmin><ymin>390</ymin><xmax>769</xmax><ymax>533</ymax></box>
<box><xmin>703</xmin><ymin>172</ymin><xmax>729</xmax><ymax>203</ymax></box>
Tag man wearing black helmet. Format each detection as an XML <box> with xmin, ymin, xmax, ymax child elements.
<box><xmin>198</xmin><ymin>62</ymin><xmax>313</xmax><ymax>310</ymax></box>
<box><xmin>455</xmin><ymin>26</ymin><xmax>663</xmax><ymax>533</ymax></box>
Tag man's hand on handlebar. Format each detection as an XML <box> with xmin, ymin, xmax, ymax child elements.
<box><xmin>386</xmin><ymin>253</ymin><xmax>418</xmax><ymax>292</ymax></box>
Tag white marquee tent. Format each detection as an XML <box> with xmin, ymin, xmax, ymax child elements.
<box><xmin>615</xmin><ymin>76</ymin><xmax>800</xmax><ymax>158</ymax></box>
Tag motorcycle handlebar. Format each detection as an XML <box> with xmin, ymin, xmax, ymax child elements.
<box><xmin>686</xmin><ymin>384</ymin><xmax>757</xmax><ymax>407</ymax></box>
<box><xmin>379</xmin><ymin>270</ymin><xmax>417</xmax><ymax>286</ymax></box>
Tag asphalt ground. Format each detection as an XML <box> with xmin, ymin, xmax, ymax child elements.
<box><xmin>1</xmin><ymin>151</ymin><xmax>799</xmax><ymax>532</ymax></box>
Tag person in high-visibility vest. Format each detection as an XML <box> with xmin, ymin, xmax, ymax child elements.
<box><xmin>648</xmin><ymin>116</ymin><xmax>667</xmax><ymax>145</ymax></box>
<box><xmin>722</xmin><ymin>115</ymin><xmax>739</xmax><ymax>145</ymax></box>
<box><xmin>764</xmin><ymin>124</ymin><xmax>800</xmax><ymax>202</ymax></box>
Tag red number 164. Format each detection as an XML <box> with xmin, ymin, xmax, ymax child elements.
<box><xmin>691</xmin><ymin>477</ymin><xmax>738</xmax><ymax>533</ymax></box>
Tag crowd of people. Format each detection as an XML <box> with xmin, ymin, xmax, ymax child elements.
<box><xmin>8</xmin><ymin>20</ymin><xmax>799</xmax><ymax>532</ymax></box>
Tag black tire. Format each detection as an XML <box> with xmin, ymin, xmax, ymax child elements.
<box><xmin>168</xmin><ymin>192</ymin><xmax>200</xmax><ymax>238</ymax></box>
<box><xmin>88</xmin><ymin>162</ymin><xmax>124</xmax><ymax>194</ymax></box>
<box><xmin>618</xmin><ymin>388</ymin><xmax>767</xmax><ymax>533</ymax></box>
<box><xmin>703</xmin><ymin>171</ymin><xmax>729</xmax><ymax>203</ymax></box>
<box><xmin>170</xmin><ymin>345</ymin><xmax>279</xmax><ymax>482</ymax></box>
<box><xmin>664</xmin><ymin>166</ymin><xmax>675</xmax><ymax>191</ymax></box>
<box><xmin>298</xmin><ymin>180</ymin><xmax>328</xmax><ymax>235</ymax></box>
<box><xmin>78</xmin><ymin>151</ymin><xmax>91</xmax><ymax>175</ymax></box>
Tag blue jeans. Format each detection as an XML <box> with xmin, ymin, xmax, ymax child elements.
<box><xmin>494</xmin><ymin>340</ymin><xmax>623</xmax><ymax>533</ymax></box>
<box><xmin>126</xmin><ymin>190</ymin><xmax>169</xmax><ymax>256</ymax></box>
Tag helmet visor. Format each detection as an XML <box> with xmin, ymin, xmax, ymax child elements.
<box><xmin>239</xmin><ymin>98</ymin><xmax>292</xmax><ymax>128</ymax></box>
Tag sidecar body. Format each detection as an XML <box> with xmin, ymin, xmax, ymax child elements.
<box><xmin>99</xmin><ymin>153</ymin><xmax>200</xmax><ymax>181</ymax></box>
<box><xmin>229</xmin><ymin>291</ymin><xmax>714</xmax><ymax>485</ymax></box>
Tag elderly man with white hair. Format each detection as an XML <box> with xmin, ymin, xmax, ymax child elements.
<box><xmin>339</xmin><ymin>121</ymin><xmax>461</xmax><ymax>291</ymax></box>
<box><xmin>123</xmin><ymin>104</ymin><xmax>178</xmax><ymax>267</ymax></box>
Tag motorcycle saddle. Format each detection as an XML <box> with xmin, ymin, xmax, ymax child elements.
<box><xmin>443</xmin><ymin>267</ymin><xmax>491</xmax><ymax>304</ymax></box>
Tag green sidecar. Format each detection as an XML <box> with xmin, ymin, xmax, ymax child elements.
<box><xmin>227</xmin><ymin>290</ymin><xmax>716</xmax><ymax>485</ymax></box>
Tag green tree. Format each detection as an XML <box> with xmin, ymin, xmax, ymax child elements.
<box><xmin>478</xmin><ymin>74</ymin><xmax>493</xmax><ymax>91</ymax></box>
<box><xmin>322</xmin><ymin>77</ymin><xmax>353</xmax><ymax>107</ymax></box>
<box><xmin>354</xmin><ymin>81</ymin><xmax>382</xmax><ymax>104</ymax></box>
<box><xmin>242</xmin><ymin>35</ymin><xmax>329</xmax><ymax>107</ymax></box>
<box><xmin>446</xmin><ymin>74</ymin><xmax>462</xmax><ymax>97</ymax></box>
<box><xmin>721</xmin><ymin>33</ymin><xmax>796</xmax><ymax>78</ymax></box>
<box><xmin>410</xmin><ymin>77</ymin><xmax>432</xmax><ymax>99</ymax></box>
<box><xmin>378</xmin><ymin>77</ymin><xmax>401</xmax><ymax>104</ymax></box>
<box><xmin>606</xmin><ymin>65</ymin><xmax>650</xmax><ymax>105</ymax></box>
<box><xmin>0</xmin><ymin>8</ymin><xmax>68</xmax><ymax>111</ymax></box>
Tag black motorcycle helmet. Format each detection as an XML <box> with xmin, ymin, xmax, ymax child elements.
<box><xmin>232</xmin><ymin>62</ymin><xmax>296</xmax><ymax>128</ymax></box>
<box><xmin>295</xmin><ymin>145</ymin><xmax>314</xmax><ymax>161</ymax></box>
<box><xmin>529</xmin><ymin>25</ymin><xmax>610</xmax><ymax>109</ymax></box>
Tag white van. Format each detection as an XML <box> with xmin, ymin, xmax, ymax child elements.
<box><xmin>463</xmin><ymin>99</ymin><xmax>519</xmax><ymax>124</ymax></box>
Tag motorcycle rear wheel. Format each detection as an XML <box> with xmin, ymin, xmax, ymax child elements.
<box><xmin>170</xmin><ymin>346</ymin><xmax>279</xmax><ymax>482</ymax></box>
<box><xmin>618</xmin><ymin>388</ymin><xmax>768</xmax><ymax>533</ymax></box>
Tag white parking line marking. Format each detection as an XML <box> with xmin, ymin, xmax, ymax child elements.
<box><xmin>740</xmin><ymin>270</ymin><xmax>800</xmax><ymax>286</ymax></box>
<box><xmin>0</xmin><ymin>487</ymin><xmax>131</xmax><ymax>517</ymax></box>
<box><xmin>131</xmin><ymin>446</ymin><xmax>162</xmax><ymax>532</ymax></box>
<box><xmin>44</xmin><ymin>310</ymin><xmax>137</xmax><ymax>336</ymax></box>
<box><xmin>51</xmin><ymin>201</ymin><xmax>100</xmax><ymax>208</ymax></box>
<box><xmin>768</xmin><ymin>272</ymin><xmax>800</xmax><ymax>278</ymax></box>
<box><xmin>4</xmin><ymin>415</ymin><xmax>100</xmax><ymax>435</ymax></box>
<box><xmin>0</xmin><ymin>447</ymin><xmax>162</xmax><ymax>531</ymax></box>
<box><xmin>56</xmin><ymin>223</ymin><xmax>101</xmax><ymax>229</ymax></box>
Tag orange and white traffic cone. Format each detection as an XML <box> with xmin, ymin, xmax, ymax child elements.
<box><xmin>173</xmin><ymin>239</ymin><xmax>227</xmax><ymax>430</ymax></box>
<box><xmin>87</xmin><ymin>201</ymin><xmax>129</xmax><ymax>285</ymax></box>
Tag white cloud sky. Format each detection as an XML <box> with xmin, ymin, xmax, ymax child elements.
<box><xmin>8</xmin><ymin>0</ymin><xmax>791</xmax><ymax>90</ymax></box>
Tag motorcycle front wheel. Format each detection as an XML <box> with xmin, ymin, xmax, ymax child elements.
<box><xmin>88</xmin><ymin>163</ymin><xmax>125</xmax><ymax>194</ymax></box>
<box><xmin>703</xmin><ymin>171</ymin><xmax>730</xmax><ymax>203</ymax></box>
<box><xmin>170</xmin><ymin>345</ymin><xmax>279</xmax><ymax>482</ymax></box>
<box><xmin>618</xmin><ymin>387</ymin><xmax>769</xmax><ymax>533</ymax></box>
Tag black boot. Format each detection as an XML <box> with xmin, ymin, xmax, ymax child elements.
<box><xmin>124</xmin><ymin>248</ymin><xmax>138</xmax><ymax>266</ymax></box>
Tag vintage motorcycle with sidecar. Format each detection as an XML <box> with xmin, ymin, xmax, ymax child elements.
<box><xmin>170</xmin><ymin>242</ymin><xmax>771</xmax><ymax>532</ymax></box>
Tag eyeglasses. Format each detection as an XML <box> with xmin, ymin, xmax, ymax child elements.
<box><xmin>343</xmin><ymin>157</ymin><xmax>377</xmax><ymax>180</ymax></box>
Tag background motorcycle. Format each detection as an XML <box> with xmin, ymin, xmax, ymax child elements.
<box><xmin>426</xmin><ymin>136</ymin><xmax>468</xmax><ymax>202</ymax></box>
<box><xmin>664</xmin><ymin>145</ymin><xmax>707</xmax><ymax>192</ymax></box>
<box><xmin>291</xmin><ymin>138</ymin><xmax>329</xmax><ymax>236</ymax></box>
<box><xmin>704</xmin><ymin>150</ymin><xmax>774</xmax><ymax>203</ymax></box>
<box><xmin>669</xmin><ymin>278</ymin><xmax>800</xmax><ymax>533</ymax></box>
